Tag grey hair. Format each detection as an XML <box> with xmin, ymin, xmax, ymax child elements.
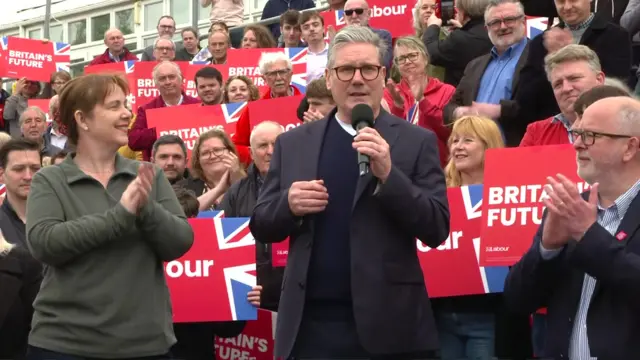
<box><xmin>249</xmin><ymin>121</ymin><xmax>283</xmax><ymax>148</ymax></box>
<box><xmin>604</xmin><ymin>77</ymin><xmax>633</xmax><ymax>95</ymax></box>
<box><xmin>49</xmin><ymin>95</ymin><xmax>59</xmax><ymax>115</ymax></box>
<box><xmin>258</xmin><ymin>52</ymin><xmax>292</xmax><ymax>75</ymax></box>
<box><xmin>484</xmin><ymin>0</ymin><xmax>525</xmax><ymax>23</ymax></box>
<box><xmin>544</xmin><ymin>44</ymin><xmax>602</xmax><ymax>82</ymax></box>
<box><xmin>19</xmin><ymin>106</ymin><xmax>47</xmax><ymax>127</ymax></box>
<box><xmin>154</xmin><ymin>36</ymin><xmax>176</xmax><ymax>50</ymax></box>
<box><xmin>327</xmin><ymin>25</ymin><xmax>388</xmax><ymax>68</ymax></box>
<box><xmin>152</xmin><ymin>61</ymin><xmax>183</xmax><ymax>83</ymax></box>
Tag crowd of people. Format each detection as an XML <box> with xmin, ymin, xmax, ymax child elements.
<box><xmin>1</xmin><ymin>0</ymin><xmax>640</xmax><ymax>359</ymax></box>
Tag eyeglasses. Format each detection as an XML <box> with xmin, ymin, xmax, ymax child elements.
<box><xmin>199</xmin><ymin>147</ymin><xmax>228</xmax><ymax>159</ymax></box>
<box><xmin>395</xmin><ymin>52</ymin><xmax>420</xmax><ymax>65</ymax></box>
<box><xmin>332</xmin><ymin>65</ymin><xmax>382</xmax><ymax>82</ymax></box>
<box><xmin>264</xmin><ymin>69</ymin><xmax>291</xmax><ymax>79</ymax></box>
<box><xmin>486</xmin><ymin>15</ymin><xmax>524</xmax><ymax>30</ymax></box>
<box><xmin>344</xmin><ymin>8</ymin><xmax>365</xmax><ymax>16</ymax></box>
<box><xmin>155</xmin><ymin>46</ymin><xmax>175</xmax><ymax>52</ymax></box>
<box><xmin>569</xmin><ymin>129</ymin><xmax>632</xmax><ymax>146</ymax></box>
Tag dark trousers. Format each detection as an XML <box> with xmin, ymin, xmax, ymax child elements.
<box><xmin>290</xmin><ymin>314</ymin><xmax>433</xmax><ymax>360</ymax></box>
<box><xmin>26</xmin><ymin>346</ymin><xmax>173</xmax><ymax>360</ymax></box>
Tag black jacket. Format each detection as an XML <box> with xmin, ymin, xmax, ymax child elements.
<box><xmin>220</xmin><ymin>164</ymin><xmax>284</xmax><ymax>312</ymax></box>
<box><xmin>423</xmin><ymin>18</ymin><xmax>493</xmax><ymax>87</ymax></box>
<box><xmin>0</xmin><ymin>247</ymin><xmax>43</xmax><ymax>360</ymax></box>
<box><xmin>514</xmin><ymin>12</ymin><xmax>632</xmax><ymax>125</ymax></box>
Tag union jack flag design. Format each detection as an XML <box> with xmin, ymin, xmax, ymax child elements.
<box><xmin>407</xmin><ymin>102</ymin><xmax>419</xmax><ymax>125</ymax></box>
<box><xmin>197</xmin><ymin>210</ymin><xmax>225</xmax><ymax>218</ymax></box>
<box><xmin>221</xmin><ymin>101</ymin><xmax>247</xmax><ymax>136</ymax></box>
<box><xmin>526</xmin><ymin>16</ymin><xmax>549</xmax><ymax>39</ymax></box>
<box><xmin>284</xmin><ymin>48</ymin><xmax>308</xmax><ymax>93</ymax></box>
<box><xmin>0</xmin><ymin>37</ymin><xmax>8</xmax><ymax>52</ymax></box>
<box><xmin>335</xmin><ymin>10</ymin><xmax>346</xmax><ymax>26</ymax></box>
<box><xmin>213</xmin><ymin>217</ymin><xmax>257</xmax><ymax>321</ymax></box>
<box><xmin>0</xmin><ymin>184</ymin><xmax>6</xmax><ymax>197</ymax></box>
<box><xmin>52</xmin><ymin>41</ymin><xmax>71</xmax><ymax>72</ymax></box>
<box><xmin>124</xmin><ymin>60</ymin><xmax>136</xmax><ymax>74</ymax></box>
<box><xmin>462</xmin><ymin>184</ymin><xmax>510</xmax><ymax>294</ymax></box>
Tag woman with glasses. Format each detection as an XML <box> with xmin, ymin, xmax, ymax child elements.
<box><xmin>382</xmin><ymin>36</ymin><xmax>455</xmax><ymax>167</ymax></box>
<box><xmin>38</xmin><ymin>71</ymin><xmax>71</xmax><ymax>99</ymax></box>
<box><xmin>176</xmin><ymin>129</ymin><xmax>245</xmax><ymax>211</ymax></box>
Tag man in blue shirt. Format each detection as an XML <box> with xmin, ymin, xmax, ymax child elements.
<box><xmin>444</xmin><ymin>0</ymin><xmax>530</xmax><ymax>146</ymax></box>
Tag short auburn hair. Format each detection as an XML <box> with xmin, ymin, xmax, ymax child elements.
<box><xmin>306</xmin><ymin>77</ymin><xmax>333</xmax><ymax>101</ymax></box>
<box><xmin>58</xmin><ymin>73</ymin><xmax>129</xmax><ymax>146</ymax></box>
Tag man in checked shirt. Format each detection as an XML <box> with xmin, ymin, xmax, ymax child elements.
<box><xmin>504</xmin><ymin>96</ymin><xmax>640</xmax><ymax>359</ymax></box>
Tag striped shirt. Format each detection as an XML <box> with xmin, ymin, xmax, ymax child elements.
<box><xmin>540</xmin><ymin>179</ymin><xmax>640</xmax><ymax>359</ymax></box>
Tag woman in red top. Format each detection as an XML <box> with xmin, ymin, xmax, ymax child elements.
<box><xmin>382</xmin><ymin>36</ymin><xmax>455</xmax><ymax>167</ymax></box>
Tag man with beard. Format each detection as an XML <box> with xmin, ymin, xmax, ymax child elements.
<box><xmin>221</xmin><ymin>121</ymin><xmax>283</xmax><ymax>311</ymax></box>
<box><xmin>444</xmin><ymin>0</ymin><xmax>530</xmax><ymax>146</ymax></box>
<box><xmin>151</xmin><ymin>135</ymin><xmax>188</xmax><ymax>184</ymax></box>
<box><xmin>0</xmin><ymin>139</ymin><xmax>41</xmax><ymax>247</ymax></box>
<box><xmin>195</xmin><ymin>67</ymin><xmax>224</xmax><ymax>106</ymax></box>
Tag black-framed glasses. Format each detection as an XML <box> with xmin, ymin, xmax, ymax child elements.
<box><xmin>199</xmin><ymin>147</ymin><xmax>228</xmax><ymax>159</ymax></box>
<box><xmin>569</xmin><ymin>129</ymin><xmax>632</xmax><ymax>146</ymax></box>
<box><xmin>486</xmin><ymin>15</ymin><xmax>524</xmax><ymax>30</ymax></box>
<box><xmin>264</xmin><ymin>69</ymin><xmax>291</xmax><ymax>79</ymax></box>
<box><xmin>332</xmin><ymin>65</ymin><xmax>382</xmax><ymax>82</ymax></box>
<box><xmin>344</xmin><ymin>8</ymin><xmax>365</xmax><ymax>16</ymax></box>
<box><xmin>395</xmin><ymin>52</ymin><xmax>420</xmax><ymax>65</ymax></box>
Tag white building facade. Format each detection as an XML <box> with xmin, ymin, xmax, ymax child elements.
<box><xmin>0</xmin><ymin>0</ymin><xmax>324</xmax><ymax>75</ymax></box>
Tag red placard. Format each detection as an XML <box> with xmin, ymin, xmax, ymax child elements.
<box><xmin>248</xmin><ymin>95</ymin><xmax>304</xmax><ymax>133</ymax></box>
<box><xmin>320</xmin><ymin>0</ymin><xmax>413</xmax><ymax>39</ymax></box>
<box><xmin>0</xmin><ymin>36</ymin><xmax>70</xmax><ymax>82</ymax></box>
<box><xmin>27</xmin><ymin>99</ymin><xmax>52</xmax><ymax>122</ymax></box>
<box><xmin>271</xmin><ymin>239</ymin><xmax>289</xmax><ymax>268</ymax></box>
<box><xmin>84</xmin><ymin>61</ymin><xmax>137</xmax><ymax>110</ymax></box>
<box><xmin>165</xmin><ymin>217</ymin><xmax>257</xmax><ymax>322</ymax></box>
<box><xmin>215</xmin><ymin>309</ymin><xmax>276</xmax><ymax>360</ymax></box>
<box><xmin>146</xmin><ymin>102</ymin><xmax>246</xmax><ymax>160</ymax></box>
<box><xmin>226</xmin><ymin>48</ymin><xmax>308</xmax><ymax>94</ymax></box>
<box><xmin>479</xmin><ymin>145</ymin><xmax>589</xmax><ymax>266</ymax></box>
<box><xmin>267</xmin><ymin>185</ymin><xmax>509</xmax><ymax>297</ymax></box>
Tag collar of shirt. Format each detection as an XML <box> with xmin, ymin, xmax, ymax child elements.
<box><xmin>50</xmin><ymin>126</ymin><xmax>66</xmax><ymax>138</ymax></box>
<box><xmin>108</xmin><ymin>51</ymin><xmax>121</xmax><ymax>62</ymax></box>
<box><xmin>308</xmin><ymin>43</ymin><xmax>329</xmax><ymax>56</ymax></box>
<box><xmin>490</xmin><ymin>36</ymin><xmax>528</xmax><ymax>60</ymax></box>
<box><xmin>335</xmin><ymin>113</ymin><xmax>356</xmax><ymax>136</ymax></box>
<box><xmin>597</xmin><ymin>178</ymin><xmax>640</xmax><ymax>220</ymax></box>
<box><xmin>165</xmin><ymin>95</ymin><xmax>184</xmax><ymax>107</ymax></box>
<box><xmin>567</xmin><ymin>13</ymin><xmax>595</xmax><ymax>31</ymax></box>
<box><xmin>551</xmin><ymin>113</ymin><xmax>574</xmax><ymax>143</ymax></box>
<box><xmin>270</xmin><ymin>87</ymin><xmax>294</xmax><ymax>98</ymax></box>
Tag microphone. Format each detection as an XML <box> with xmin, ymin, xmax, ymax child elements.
<box><xmin>351</xmin><ymin>103</ymin><xmax>375</xmax><ymax>176</ymax></box>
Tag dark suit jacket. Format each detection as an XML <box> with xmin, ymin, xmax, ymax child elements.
<box><xmin>249</xmin><ymin>109</ymin><xmax>450</xmax><ymax>358</ymax></box>
<box><xmin>0</xmin><ymin>247</ymin><xmax>43</xmax><ymax>360</ymax></box>
<box><xmin>504</xmin><ymin>191</ymin><xmax>640</xmax><ymax>360</ymax></box>
<box><xmin>443</xmin><ymin>41</ymin><xmax>530</xmax><ymax>146</ymax></box>
<box><xmin>514</xmin><ymin>12</ymin><xmax>632</xmax><ymax>125</ymax></box>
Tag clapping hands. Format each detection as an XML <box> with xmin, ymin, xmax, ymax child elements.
<box><xmin>120</xmin><ymin>163</ymin><xmax>155</xmax><ymax>215</ymax></box>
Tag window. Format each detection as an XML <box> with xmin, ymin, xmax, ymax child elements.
<box><xmin>144</xmin><ymin>37</ymin><xmax>157</xmax><ymax>48</ymax></box>
<box><xmin>70</xmin><ymin>58</ymin><xmax>85</xmax><ymax>77</ymax></box>
<box><xmin>49</xmin><ymin>24</ymin><xmax>63</xmax><ymax>43</ymax></box>
<box><xmin>198</xmin><ymin>3</ymin><xmax>209</xmax><ymax>21</ymax></box>
<box><xmin>68</xmin><ymin>20</ymin><xmax>87</xmax><ymax>45</ymax></box>
<box><xmin>170</xmin><ymin>0</ymin><xmax>190</xmax><ymax>25</ymax></box>
<box><xmin>28</xmin><ymin>29</ymin><xmax>42</xmax><ymax>39</ymax></box>
<box><xmin>144</xmin><ymin>2</ymin><xmax>163</xmax><ymax>31</ymax></box>
<box><xmin>92</xmin><ymin>14</ymin><xmax>111</xmax><ymax>42</ymax></box>
<box><xmin>116</xmin><ymin>9</ymin><xmax>135</xmax><ymax>35</ymax></box>
<box><xmin>125</xmin><ymin>40</ymin><xmax>138</xmax><ymax>51</ymax></box>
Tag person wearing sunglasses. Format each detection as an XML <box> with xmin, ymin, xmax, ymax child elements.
<box><xmin>343</xmin><ymin>0</ymin><xmax>393</xmax><ymax>71</ymax></box>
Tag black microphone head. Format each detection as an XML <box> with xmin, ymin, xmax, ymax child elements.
<box><xmin>351</xmin><ymin>103</ymin><xmax>374</xmax><ymax>131</ymax></box>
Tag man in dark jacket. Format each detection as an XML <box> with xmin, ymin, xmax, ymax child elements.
<box><xmin>422</xmin><ymin>0</ymin><xmax>493</xmax><ymax>86</ymax></box>
<box><xmin>514</xmin><ymin>0</ymin><xmax>632</xmax><ymax>124</ymax></box>
<box><xmin>221</xmin><ymin>121</ymin><xmax>283</xmax><ymax>312</ymax></box>
<box><xmin>261</xmin><ymin>0</ymin><xmax>317</xmax><ymax>43</ymax></box>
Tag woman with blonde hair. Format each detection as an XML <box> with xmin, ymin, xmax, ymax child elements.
<box><xmin>176</xmin><ymin>129</ymin><xmax>246</xmax><ymax>211</ymax></box>
<box><xmin>382</xmin><ymin>36</ymin><xmax>455</xmax><ymax>167</ymax></box>
<box><xmin>436</xmin><ymin>115</ymin><xmax>504</xmax><ymax>360</ymax></box>
<box><xmin>0</xmin><ymin>231</ymin><xmax>42</xmax><ymax>359</ymax></box>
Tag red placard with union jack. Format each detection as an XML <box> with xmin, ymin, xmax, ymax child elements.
<box><xmin>0</xmin><ymin>36</ymin><xmax>70</xmax><ymax>82</ymax></box>
<box><xmin>84</xmin><ymin>60</ymin><xmax>137</xmax><ymax>109</ymax></box>
<box><xmin>146</xmin><ymin>102</ymin><xmax>246</xmax><ymax>160</ymax></box>
<box><xmin>226</xmin><ymin>48</ymin><xmax>308</xmax><ymax>94</ymax></box>
<box><xmin>165</xmin><ymin>216</ymin><xmax>257</xmax><ymax>322</ymax></box>
<box><xmin>248</xmin><ymin>95</ymin><xmax>304</xmax><ymax>134</ymax></box>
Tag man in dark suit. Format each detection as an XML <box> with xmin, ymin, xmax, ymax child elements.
<box><xmin>504</xmin><ymin>96</ymin><xmax>640</xmax><ymax>359</ymax></box>
<box><xmin>249</xmin><ymin>25</ymin><xmax>450</xmax><ymax>359</ymax></box>
<box><xmin>443</xmin><ymin>0</ymin><xmax>530</xmax><ymax>146</ymax></box>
